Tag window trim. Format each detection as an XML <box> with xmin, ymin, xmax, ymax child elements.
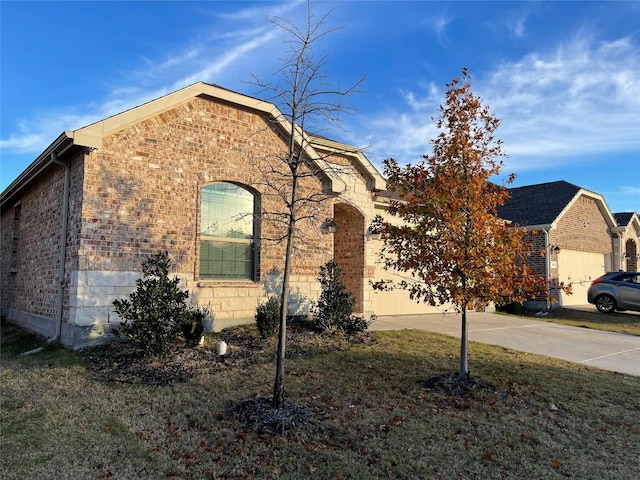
<box><xmin>198</xmin><ymin>181</ymin><xmax>259</xmax><ymax>281</ymax></box>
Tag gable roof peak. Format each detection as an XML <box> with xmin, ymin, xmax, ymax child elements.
<box><xmin>498</xmin><ymin>179</ymin><xmax>615</xmax><ymax>228</ymax></box>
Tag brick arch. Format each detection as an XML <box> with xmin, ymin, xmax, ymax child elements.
<box><xmin>333</xmin><ymin>203</ymin><xmax>365</xmax><ymax>313</ymax></box>
<box><xmin>626</xmin><ymin>239</ymin><xmax>638</xmax><ymax>271</ymax></box>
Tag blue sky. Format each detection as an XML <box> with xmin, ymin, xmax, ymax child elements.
<box><xmin>1</xmin><ymin>1</ymin><xmax>639</xmax><ymax>213</ymax></box>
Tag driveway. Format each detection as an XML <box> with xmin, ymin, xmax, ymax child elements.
<box><xmin>371</xmin><ymin>310</ymin><xmax>640</xmax><ymax>377</ymax></box>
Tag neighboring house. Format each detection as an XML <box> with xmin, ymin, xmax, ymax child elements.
<box><xmin>613</xmin><ymin>212</ymin><xmax>640</xmax><ymax>273</ymax></box>
<box><xmin>497</xmin><ymin>180</ymin><xmax>638</xmax><ymax>308</ymax></box>
<box><xmin>1</xmin><ymin>82</ymin><xmax>441</xmax><ymax>349</ymax></box>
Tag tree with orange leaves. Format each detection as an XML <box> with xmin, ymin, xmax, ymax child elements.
<box><xmin>371</xmin><ymin>68</ymin><xmax>547</xmax><ymax>381</ymax></box>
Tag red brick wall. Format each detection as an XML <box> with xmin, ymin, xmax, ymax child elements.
<box><xmin>554</xmin><ymin>196</ymin><xmax>611</xmax><ymax>253</ymax></box>
<box><xmin>1</xmin><ymin>155</ymin><xmax>84</xmax><ymax>321</ymax></box>
<box><xmin>625</xmin><ymin>239</ymin><xmax>638</xmax><ymax>271</ymax></box>
<box><xmin>79</xmin><ymin>97</ymin><xmax>331</xmax><ymax>281</ymax></box>
<box><xmin>334</xmin><ymin>203</ymin><xmax>365</xmax><ymax>313</ymax></box>
<box><xmin>0</xmin><ymin>203</ymin><xmax>18</xmax><ymax>309</ymax></box>
<box><xmin>522</xmin><ymin>230</ymin><xmax>549</xmax><ymax>278</ymax></box>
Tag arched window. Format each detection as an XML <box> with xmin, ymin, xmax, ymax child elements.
<box><xmin>200</xmin><ymin>182</ymin><xmax>257</xmax><ymax>280</ymax></box>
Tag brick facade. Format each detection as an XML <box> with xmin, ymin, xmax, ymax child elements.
<box><xmin>613</xmin><ymin>214</ymin><xmax>640</xmax><ymax>272</ymax></box>
<box><xmin>553</xmin><ymin>196</ymin><xmax>612</xmax><ymax>254</ymax></box>
<box><xmin>1</xmin><ymin>85</ymin><xmax>391</xmax><ymax>348</ymax></box>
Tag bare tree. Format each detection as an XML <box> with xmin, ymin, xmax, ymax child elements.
<box><xmin>249</xmin><ymin>0</ymin><xmax>364</xmax><ymax>409</ymax></box>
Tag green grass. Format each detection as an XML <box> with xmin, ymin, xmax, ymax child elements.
<box><xmin>2</xmin><ymin>321</ymin><xmax>639</xmax><ymax>479</ymax></box>
<box><xmin>520</xmin><ymin>307</ymin><xmax>640</xmax><ymax>336</ymax></box>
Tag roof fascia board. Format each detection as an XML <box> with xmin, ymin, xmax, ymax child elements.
<box><xmin>310</xmin><ymin>136</ymin><xmax>386</xmax><ymax>191</ymax></box>
<box><xmin>71</xmin><ymin>83</ymin><xmax>282</xmax><ymax>150</ymax></box>
<box><xmin>520</xmin><ymin>224</ymin><xmax>554</xmax><ymax>232</ymax></box>
<box><xmin>293</xmin><ymin>130</ymin><xmax>345</xmax><ymax>194</ymax></box>
<box><xmin>580</xmin><ymin>189</ymin><xmax>617</xmax><ymax>227</ymax></box>
<box><xmin>627</xmin><ymin>214</ymin><xmax>640</xmax><ymax>236</ymax></box>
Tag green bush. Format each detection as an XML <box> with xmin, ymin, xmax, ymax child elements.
<box><xmin>113</xmin><ymin>251</ymin><xmax>189</xmax><ymax>357</ymax></box>
<box><xmin>255</xmin><ymin>296</ymin><xmax>281</xmax><ymax>338</ymax></box>
<box><xmin>181</xmin><ymin>305</ymin><xmax>212</xmax><ymax>348</ymax></box>
<box><xmin>341</xmin><ymin>313</ymin><xmax>376</xmax><ymax>334</ymax></box>
<box><xmin>312</xmin><ymin>260</ymin><xmax>371</xmax><ymax>333</ymax></box>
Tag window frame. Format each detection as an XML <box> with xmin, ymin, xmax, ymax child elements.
<box><xmin>199</xmin><ymin>182</ymin><xmax>259</xmax><ymax>281</ymax></box>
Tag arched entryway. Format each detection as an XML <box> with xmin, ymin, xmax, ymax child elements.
<box><xmin>333</xmin><ymin>203</ymin><xmax>365</xmax><ymax>313</ymax></box>
<box><xmin>626</xmin><ymin>239</ymin><xmax>638</xmax><ymax>271</ymax></box>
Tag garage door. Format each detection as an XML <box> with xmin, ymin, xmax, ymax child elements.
<box><xmin>370</xmin><ymin>287</ymin><xmax>447</xmax><ymax>315</ymax></box>
<box><xmin>557</xmin><ymin>250</ymin><xmax>607</xmax><ymax>306</ymax></box>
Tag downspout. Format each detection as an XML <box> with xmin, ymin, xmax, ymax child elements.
<box><xmin>544</xmin><ymin>228</ymin><xmax>551</xmax><ymax>310</ymax></box>
<box><xmin>49</xmin><ymin>152</ymin><xmax>70</xmax><ymax>344</ymax></box>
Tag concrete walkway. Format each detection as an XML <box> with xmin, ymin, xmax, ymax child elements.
<box><xmin>371</xmin><ymin>310</ymin><xmax>640</xmax><ymax>377</ymax></box>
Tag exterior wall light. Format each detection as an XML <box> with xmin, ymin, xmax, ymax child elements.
<box><xmin>320</xmin><ymin>218</ymin><xmax>338</xmax><ymax>234</ymax></box>
<box><xmin>366</xmin><ymin>225</ymin><xmax>381</xmax><ymax>240</ymax></box>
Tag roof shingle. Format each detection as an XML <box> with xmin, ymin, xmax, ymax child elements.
<box><xmin>497</xmin><ymin>180</ymin><xmax>581</xmax><ymax>226</ymax></box>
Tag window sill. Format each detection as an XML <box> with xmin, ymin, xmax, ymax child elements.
<box><xmin>196</xmin><ymin>280</ymin><xmax>260</xmax><ymax>288</ymax></box>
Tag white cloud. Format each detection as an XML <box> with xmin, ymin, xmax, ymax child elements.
<box><xmin>0</xmin><ymin>111</ymin><xmax>103</xmax><ymax>154</ymax></box>
<box><xmin>358</xmin><ymin>31</ymin><xmax>640</xmax><ymax>171</ymax></box>
<box><xmin>503</xmin><ymin>9</ymin><xmax>529</xmax><ymax>38</ymax></box>
<box><xmin>0</xmin><ymin>132</ymin><xmax>47</xmax><ymax>154</ymax></box>
<box><xmin>423</xmin><ymin>15</ymin><xmax>454</xmax><ymax>46</ymax></box>
<box><xmin>0</xmin><ymin>2</ymin><xmax>294</xmax><ymax>157</ymax></box>
<box><xmin>173</xmin><ymin>29</ymin><xmax>278</xmax><ymax>88</ymax></box>
<box><xmin>484</xmin><ymin>34</ymin><xmax>639</xmax><ymax>162</ymax></box>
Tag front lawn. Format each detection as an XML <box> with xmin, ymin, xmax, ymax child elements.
<box><xmin>1</xmin><ymin>321</ymin><xmax>638</xmax><ymax>479</ymax></box>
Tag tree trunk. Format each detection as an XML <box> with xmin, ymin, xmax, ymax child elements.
<box><xmin>273</xmin><ymin>176</ymin><xmax>298</xmax><ymax>410</ymax></box>
<box><xmin>459</xmin><ymin>305</ymin><xmax>469</xmax><ymax>379</ymax></box>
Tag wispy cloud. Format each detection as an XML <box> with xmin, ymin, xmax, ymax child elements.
<box><xmin>421</xmin><ymin>14</ymin><xmax>454</xmax><ymax>46</ymax></box>
<box><xmin>502</xmin><ymin>9</ymin><xmax>530</xmax><ymax>38</ymax></box>
<box><xmin>358</xmin><ymin>31</ymin><xmax>640</xmax><ymax>173</ymax></box>
<box><xmin>2</xmin><ymin>3</ymin><xmax>638</xmax><ymax>187</ymax></box>
<box><xmin>485</xmin><ymin>33</ymin><xmax>640</xmax><ymax>166</ymax></box>
<box><xmin>172</xmin><ymin>28</ymin><xmax>277</xmax><ymax>88</ymax></box>
<box><xmin>0</xmin><ymin>2</ymin><xmax>297</xmax><ymax>156</ymax></box>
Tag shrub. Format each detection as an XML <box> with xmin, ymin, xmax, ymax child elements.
<box><xmin>112</xmin><ymin>251</ymin><xmax>189</xmax><ymax>357</ymax></box>
<box><xmin>255</xmin><ymin>296</ymin><xmax>281</xmax><ymax>338</ymax></box>
<box><xmin>313</xmin><ymin>260</ymin><xmax>371</xmax><ymax>333</ymax></box>
<box><xmin>341</xmin><ymin>313</ymin><xmax>376</xmax><ymax>334</ymax></box>
<box><xmin>181</xmin><ymin>306</ymin><xmax>212</xmax><ymax>348</ymax></box>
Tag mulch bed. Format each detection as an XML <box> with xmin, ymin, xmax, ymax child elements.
<box><xmin>422</xmin><ymin>371</ymin><xmax>496</xmax><ymax>397</ymax></box>
<box><xmin>83</xmin><ymin>341</ymin><xmax>228</xmax><ymax>386</ymax></box>
<box><xmin>83</xmin><ymin>322</ymin><xmax>375</xmax><ymax>387</ymax></box>
<box><xmin>231</xmin><ymin>397</ymin><xmax>328</xmax><ymax>436</ymax></box>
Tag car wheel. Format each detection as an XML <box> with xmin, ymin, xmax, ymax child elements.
<box><xmin>595</xmin><ymin>294</ymin><xmax>616</xmax><ymax>313</ymax></box>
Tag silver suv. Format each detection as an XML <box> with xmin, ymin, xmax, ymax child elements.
<box><xmin>587</xmin><ymin>271</ymin><xmax>640</xmax><ymax>313</ymax></box>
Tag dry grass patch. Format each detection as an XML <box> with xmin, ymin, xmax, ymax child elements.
<box><xmin>2</xmin><ymin>320</ymin><xmax>639</xmax><ymax>479</ymax></box>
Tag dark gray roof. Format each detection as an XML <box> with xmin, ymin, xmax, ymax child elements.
<box><xmin>497</xmin><ymin>180</ymin><xmax>582</xmax><ymax>226</ymax></box>
<box><xmin>614</xmin><ymin>212</ymin><xmax>635</xmax><ymax>226</ymax></box>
